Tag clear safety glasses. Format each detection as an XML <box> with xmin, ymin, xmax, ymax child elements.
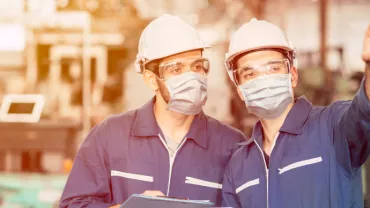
<box><xmin>233</xmin><ymin>58</ymin><xmax>291</xmax><ymax>85</ymax></box>
<box><xmin>145</xmin><ymin>58</ymin><xmax>210</xmax><ymax>79</ymax></box>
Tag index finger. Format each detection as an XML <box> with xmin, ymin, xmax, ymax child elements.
<box><xmin>142</xmin><ymin>190</ymin><xmax>165</xmax><ymax>196</ymax></box>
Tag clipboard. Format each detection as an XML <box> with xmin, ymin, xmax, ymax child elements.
<box><xmin>120</xmin><ymin>194</ymin><xmax>214</xmax><ymax>208</ymax></box>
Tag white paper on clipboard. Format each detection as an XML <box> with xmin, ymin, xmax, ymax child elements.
<box><xmin>119</xmin><ymin>194</ymin><xmax>214</xmax><ymax>208</ymax></box>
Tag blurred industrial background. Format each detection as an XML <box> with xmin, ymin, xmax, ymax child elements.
<box><xmin>0</xmin><ymin>0</ymin><xmax>369</xmax><ymax>207</ymax></box>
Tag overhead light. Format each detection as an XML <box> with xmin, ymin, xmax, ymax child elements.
<box><xmin>0</xmin><ymin>24</ymin><xmax>25</xmax><ymax>52</ymax></box>
<box><xmin>86</xmin><ymin>0</ymin><xmax>100</xmax><ymax>12</ymax></box>
<box><xmin>57</xmin><ymin>0</ymin><xmax>69</xmax><ymax>8</ymax></box>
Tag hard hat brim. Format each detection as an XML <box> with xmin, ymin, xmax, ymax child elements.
<box><xmin>146</xmin><ymin>45</ymin><xmax>211</xmax><ymax>63</ymax></box>
<box><xmin>226</xmin><ymin>45</ymin><xmax>293</xmax><ymax>66</ymax></box>
<box><xmin>135</xmin><ymin>45</ymin><xmax>211</xmax><ymax>74</ymax></box>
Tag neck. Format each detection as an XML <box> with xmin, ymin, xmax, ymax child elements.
<box><xmin>365</xmin><ymin>64</ymin><xmax>370</xmax><ymax>99</ymax></box>
<box><xmin>260</xmin><ymin>101</ymin><xmax>294</xmax><ymax>154</ymax></box>
<box><xmin>154</xmin><ymin>95</ymin><xmax>195</xmax><ymax>143</ymax></box>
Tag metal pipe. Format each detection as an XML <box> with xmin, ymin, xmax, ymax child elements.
<box><xmin>81</xmin><ymin>14</ymin><xmax>91</xmax><ymax>143</ymax></box>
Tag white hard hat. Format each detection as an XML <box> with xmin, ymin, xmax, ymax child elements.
<box><xmin>225</xmin><ymin>18</ymin><xmax>297</xmax><ymax>83</ymax></box>
<box><xmin>135</xmin><ymin>14</ymin><xmax>210</xmax><ymax>73</ymax></box>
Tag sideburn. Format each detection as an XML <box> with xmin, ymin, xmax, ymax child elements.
<box><xmin>156</xmin><ymin>77</ymin><xmax>171</xmax><ymax>103</ymax></box>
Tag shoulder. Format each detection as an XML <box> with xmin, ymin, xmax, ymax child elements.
<box><xmin>226</xmin><ymin>137</ymin><xmax>258</xmax><ymax>171</ymax></box>
<box><xmin>84</xmin><ymin>109</ymin><xmax>140</xmax><ymax>145</ymax></box>
<box><xmin>205</xmin><ymin>115</ymin><xmax>246</xmax><ymax>144</ymax></box>
<box><xmin>102</xmin><ymin>109</ymin><xmax>139</xmax><ymax>130</ymax></box>
<box><xmin>308</xmin><ymin>100</ymin><xmax>352</xmax><ymax>121</ymax></box>
<box><xmin>225</xmin><ymin>144</ymin><xmax>248</xmax><ymax>174</ymax></box>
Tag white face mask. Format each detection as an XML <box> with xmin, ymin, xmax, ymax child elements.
<box><xmin>165</xmin><ymin>72</ymin><xmax>207</xmax><ymax>115</ymax></box>
<box><xmin>238</xmin><ymin>74</ymin><xmax>293</xmax><ymax>119</ymax></box>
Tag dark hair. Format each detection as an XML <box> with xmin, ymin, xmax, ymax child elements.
<box><xmin>232</xmin><ymin>48</ymin><xmax>294</xmax><ymax>69</ymax></box>
<box><xmin>144</xmin><ymin>59</ymin><xmax>161</xmax><ymax>76</ymax></box>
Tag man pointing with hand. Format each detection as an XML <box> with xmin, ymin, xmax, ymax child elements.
<box><xmin>222</xmin><ymin>19</ymin><xmax>370</xmax><ymax>208</ymax></box>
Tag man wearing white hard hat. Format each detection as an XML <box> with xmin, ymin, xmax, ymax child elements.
<box><xmin>221</xmin><ymin>18</ymin><xmax>370</xmax><ymax>208</ymax></box>
<box><xmin>60</xmin><ymin>14</ymin><xmax>245</xmax><ymax>207</ymax></box>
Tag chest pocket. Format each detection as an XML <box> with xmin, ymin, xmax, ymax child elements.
<box><xmin>235</xmin><ymin>177</ymin><xmax>265</xmax><ymax>208</ymax></box>
<box><xmin>180</xmin><ymin>164</ymin><xmax>223</xmax><ymax>204</ymax></box>
<box><xmin>183</xmin><ymin>164</ymin><xmax>223</xmax><ymax>189</ymax></box>
<box><xmin>279</xmin><ymin>155</ymin><xmax>328</xmax><ymax>208</ymax></box>
<box><xmin>279</xmin><ymin>155</ymin><xmax>325</xmax><ymax>182</ymax></box>
<box><xmin>110</xmin><ymin>157</ymin><xmax>155</xmax><ymax>200</ymax></box>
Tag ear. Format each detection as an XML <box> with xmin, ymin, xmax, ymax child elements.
<box><xmin>143</xmin><ymin>70</ymin><xmax>159</xmax><ymax>91</ymax></box>
<box><xmin>290</xmin><ymin>66</ymin><xmax>299</xmax><ymax>88</ymax></box>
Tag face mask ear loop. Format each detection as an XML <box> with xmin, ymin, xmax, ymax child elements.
<box><xmin>145</xmin><ymin>69</ymin><xmax>172</xmax><ymax>109</ymax></box>
<box><xmin>145</xmin><ymin>69</ymin><xmax>166</xmax><ymax>81</ymax></box>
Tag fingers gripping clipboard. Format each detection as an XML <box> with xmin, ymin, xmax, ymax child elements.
<box><xmin>119</xmin><ymin>194</ymin><xmax>214</xmax><ymax>208</ymax></box>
